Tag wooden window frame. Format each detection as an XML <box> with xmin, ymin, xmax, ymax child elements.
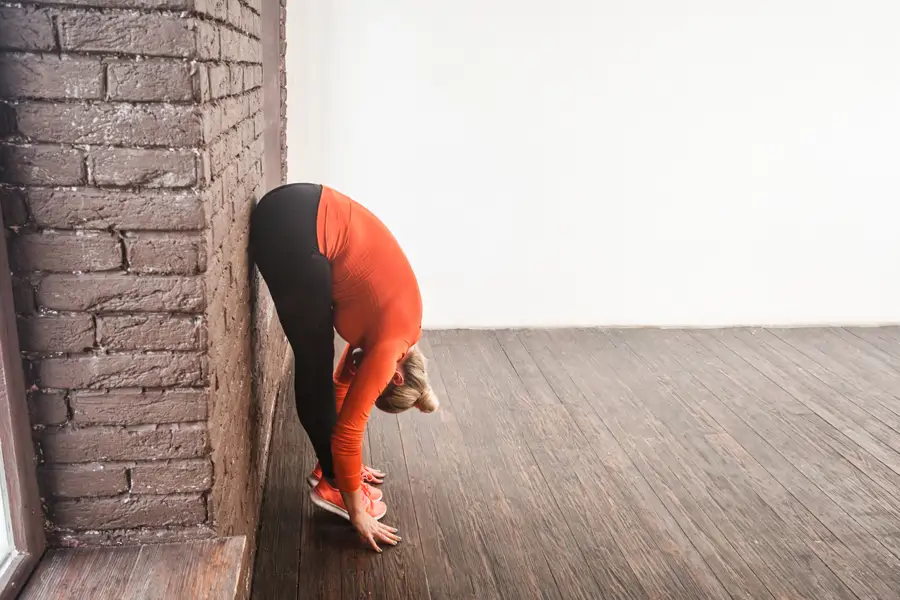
<box><xmin>0</xmin><ymin>211</ymin><xmax>46</xmax><ymax>599</ymax></box>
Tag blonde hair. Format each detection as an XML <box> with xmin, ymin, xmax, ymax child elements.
<box><xmin>374</xmin><ymin>344</ymin><xmax>439</xmax><ymax>414</ymax></box>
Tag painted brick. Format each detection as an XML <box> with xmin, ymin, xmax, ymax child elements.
<box><xmin>209</xmin><ymin>64</ymin><xmax>230</xmax><ymax>99</ymax></box>
<box><xmin>0</xmin><ymin>145</ymin><xmax>85</xmax><ymax>186</ymax></box>
<box><xmin>26</xmin><ymin>188</ymin><xmax>205</xmax><ymax>231</ymax></box>
<box><xmin>28</xmin><ymin>391</ymin><xmax>69</xmax><ymax>426</ymax></box>
<box><xmin>90</xmin><ymin>148</ymin><xmax>197</xmax><ymax>187</ymax></box>
<box><xmin>125</xmin><ymin>233</ymin><xmax>206</xmax><ymax>275</ymax></box>
<box><xmin>10</xmin><ymin>232</ymin><xmax>122</xmax><ymax>273</ymax></box>
<box><xmin>98</xmin><ymin>315</ymin><xmax>204</xmax><ymax>351</ymax></box>
<box><xmin>198</xmin><ymin>0</ymin><xmax>228</xmax><ymax>22</ymax></box>
<box><xmin>0</xmin><ymin>7</ymin><xmax>55</xmax><ymax>52</ymax></box>
<box><xmin>39</xmin><ymin>425</ymin><xmax>209</xmax><ymax>463</ymax></box>
<box><xmin>37</xmin><ymin>0</ymin><xmax>193</xmax><ymax>8</ymax></box>
<box><xmin>36</xmin><ymin>352</ymin><xmax>206</xmax><ymax>389</ymax></box>
<box><xmin>14</xmin><ymin>102</ymin><xmax>201</xmax><ymax>147</ymax></box>
<box><xmin>17</xmin><ymin>315</ymin><xmax>95</xmax><ymax>353</ymax></box>
<box><xmin>36</xmin><ymin>274</ymin><xmax>205</xmax><ymax>313</ymax></box>
<box><xmin>71</xmin><ymin>388</ymin><xmax>207</xmax><ymax>425</ymax></box>
<box><xmin>0</xmin><ymin>187</ymin><xmax>28</xmax><ymax>227</ymax></box>
<box><xmin>229</xmin><ymin>65</ymin><xmax>244</xmax><ymax>95</ymax></box>
<box><xmin>106</xmin><ymin>59</ymin><xmax>199</xmax><ymax>102</ymax></box>
<box><xmin>11</xmin><ymin>276</ymin><xmax>35</xmax><ymax>315</ymax></box>
<box><xmin>0</xmin><ymin>54</ymin><xmax>103</xmax><ymax>100</ymax></box>
<box><xmin>130</xmin><ymin>459</ymin><xmax>212</xmax><ymax>494</ymax></box>
<box><xmin>227</xmin><ymin>0</ymin><xmax>242</xmax><ymax>29</ymax></box>
<box><xmin>58</xmin><ymin>11</ymin><xmax>196</xmax><ymax>58</ymax></box>
<box><xmin>197</xmin><ymin>20</ymin><xmax>221</xmax><ymax>60</ymax></box>
<box><xmin>39</xmin><ymin>463</ymin><xmax>129</xmax><ymax>499</ymax></box>
<box><xmin>51</xmin><ymin>494</ymin><xmax>206</xmax><ymax>530</ymax></box>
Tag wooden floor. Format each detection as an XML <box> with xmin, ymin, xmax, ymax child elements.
<box><xmin>20</xmin><ymin>537</ymin><xmax>245</xmax><ymax>599</ymax></box>
<box><xmin>251</xmin><ymin>327</ymin><xmax>900</xmax><ymax>600</ymax></box>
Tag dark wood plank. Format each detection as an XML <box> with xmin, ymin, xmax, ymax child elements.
<box><xmin>124</xmin><ymin>538</ymin><xmax>245</xmax><ymax>599</ymax></box>
<box><xmin>425</xmin><ymin>331</ymin><xmax>560</xmax><ymax>600</ymax></box>
<box><xmin>747</xmin><ymin>328</ymin><xmax>900</xmax><ymax>437</ymax></box>
<box><xmin>251</xmin><ymin>381</ymin><xmax>304</xmax><ymax>600</ymax></box>
<box><xmin>843</xmin><ymin>326</ymin><xmax>900</xmax><ymax>360</ymax></box>
<box><xmin>691</xmin><ymin>330</ymin><xmax>900</xmax><ymax>504</ymax></box>
<box><xmin>772</xmin><ymin>328</ymin><xmax>900</xmax><ymax>418</ymax></box>
<box><xmin>517</xmin><ymin>329</ymin><xmax>732</xmax><ymax>600</ymax></box>
<box><xmin>399</xmin><ymin>335</ymin><xmax>502</xmax><ymax>600</ymax></box>
<box><xmin>827</xmin><ymin>327</ymin><xmax>900</xmax><ymax>375</ymax></box>
<box><xmin>295</xmin><ymin>414</ymin><xmax>343</xmax><ymax>600</ymax></box>
<box><xmin>713</xmin><ymin>328</ymin><xmax>900</xmax><ymax>471</ymax></box>
<box><xmin>555</xmin><ymin>328</ymin><xmax>855</xmax><ymax>600</ymax></box>
<box><xmin>625</xmin><ymin>329</ymin><xmax>900</xmax><ymax>567</ymax></box>
<box><xmin>444</xmin><ymin>330</ymin><xmax>613</xmax><ymax>600</ymax></box>
<box><xmin>20</xmin><ymin>546</ymin><xmax>142</xmax><ymax>599</ymax></box>
<box><xmin>614</xmin><ymin>328</ymin><xmax>900</xmax><ymax>597</ymax></box>
<box><xmin>685</xmin><ymin>330</ymin><xmax>900</xmax><ymax>548</ymax></box>
<box><xmin>365</xmin><ymin>414</ymin><xmax>431</xmax><ymax>600</ymax></box>
<box><xmin>493</xmin><ymin>329</ymin><xmax>560</xmax><ymax>406</ymax></box>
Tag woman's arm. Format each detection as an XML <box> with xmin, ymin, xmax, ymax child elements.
<box><xmin>333</xmin><ymin>343</ymin><xmax>353</xmax><ymax>414</ymax></box>
<box><xmin>331</xmin><ymin>340</ymin><xmax>407</xmax><ymax>494</ymax></box>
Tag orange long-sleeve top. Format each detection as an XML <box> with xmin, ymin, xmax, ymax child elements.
<box><xmin>316</xmin><ymin>186</ymin><xmax>423</xmax><ymax>493</ymax></box>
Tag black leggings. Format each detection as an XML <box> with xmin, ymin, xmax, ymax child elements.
<box><xmin>249</xmin><ymin>183</ymin><xmax>337</xmax><ymax>481</ymax></box>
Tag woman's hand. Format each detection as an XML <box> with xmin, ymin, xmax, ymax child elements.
<box><xmin>342</xmin><ymin>488</ymin><xmax>401</xmax><ymax>552</ymax></box>
<box><xmin>350</xmin><ymin>511</ymin><xmax>401</xmax><ymax>552</ymax></box>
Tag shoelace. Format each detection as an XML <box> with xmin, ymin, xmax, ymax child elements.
<box><xmin>361</xmin><ymin>465</ymin><xmax>380</xmax><ymax>483</ymax></box>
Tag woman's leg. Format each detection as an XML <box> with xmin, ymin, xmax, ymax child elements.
<box><xmin>249</xmin><ymin>184</ymin><xmax>338</xmax><ymax>482</ymax></box>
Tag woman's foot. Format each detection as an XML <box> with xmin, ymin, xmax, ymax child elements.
<box><xmin>307</xmin><ymin>462</ymin><xmax>386</xmax><ymax>488</ymax></box>
<box><xmin>310</xmin><ymin>480</ymin><xmax>387</xmax><ymax>521</ymax></box>
<box><xmin>307</xmin><ymin>463</ymin><xmax>383</xmax><ymax>501</ymax></box>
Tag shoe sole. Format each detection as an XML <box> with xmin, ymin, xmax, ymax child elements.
<box><xmin>309</xmin><ymin>490</ymin><xmax>387</xmax><ymax>521</ymax></box>
<box><xmin>307</xmin><ymin>476</ymin><xmax>383</xmax><ymax>502</ymax></box>
<box><xmin>307</xmin><ymin>475</ymin><xmax>383</xmax><ymax>488</ymax></box>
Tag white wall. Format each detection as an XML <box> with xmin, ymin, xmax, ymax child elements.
<box><xmin>286</xmin><ymin>1</ymin><xmax>900</xmax><ymax>328</ymax></box>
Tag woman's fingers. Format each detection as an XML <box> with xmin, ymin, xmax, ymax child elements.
<box><xmin>375</xmin><ymin>524</ymin><xmax>401</xmax><ymax>544</ymax></box>
<box><xmin>366</xmin><ymin>534</ymin><xmax>382</xmax><ymax>553</ymax></box>
<box><xmin>380</xmin><ymin>531</ymin><xmax>401</xmax><ymax>544</ymax></box>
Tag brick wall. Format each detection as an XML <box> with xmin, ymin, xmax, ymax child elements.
<box><xmin>0</xmin><ymin>0</ymin><xmax>289</xmax><ymax>554</ymax></box>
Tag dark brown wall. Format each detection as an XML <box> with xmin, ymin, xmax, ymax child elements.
<box><xmin>0</xmin><ymin>0</ymin><xmax>289</xmax><ymax>558</ymax></box>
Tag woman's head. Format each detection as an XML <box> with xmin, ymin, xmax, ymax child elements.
<box><xmin>374</xmin><ymin>344</ymin><xmax>440</xmax><ymax>414</ymax></box>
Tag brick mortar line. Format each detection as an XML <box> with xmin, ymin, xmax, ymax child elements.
<box><xmin>29</xmin><ymin>348</ymin><xmax>207</xmax><ymax>357</ymax></box>
<box><xmin>47</xmin><ymin>491</ymin><xmax>206</xmax><ymax>502</ymax></box>
<box><xmin>0</xmin><ymin>86</ymin><xmax>262</xmax><ymax>106</ymax></box>
<box><xmin>206</xmin><ymin>125</ymin><xmax>263</xmax><ymax>161</ymax></box>
<box><xmin>0</xmin><ymin>49</ymin><xmax>263</xmax><ymax>66</ymax></box>
<box><xmin>32</xmin><ymin>386</ymin><xmax>209</xmax><ymax>395</ymax></box>
<box><xmin>0</xmin><ymin>50</ymin><xmax>262</xmax><ymax>67</ymax></box>
<box><xmin>2</xmin><ymin>108</ymin><xmax>262</xmax><ymax>149</ymax></box>
<box><xmin>2</xmin><ymin>138</ymin><xmax>201</xmax><ymax>151</ymax></box>
<box><xmin>40</xmin><ymin>420</ymin><xmax>208</xmax><ymax>432</ymax></box>
<box><xmin>2</xmin><ymin>183</ymin><xmax>206</xmax><ymax>193</ymax></box>
<box><xmin>10</xmin><ymin>227</ymin><xmax>206</xmax><ymax>235</ymax></box>
<box><xmin>5</xmin><ymin>3</ymin><xmax>263</xmax><ymax>39</ymax></box>
<box><xmin>0</xmin><ymin>84</ymin><xmax>263</xmax><ymax>105</ymax></box>
<box><xmin>41</xmin><ymin>458</ymin><xmax>210</xmax><ymax>467</ymax></box>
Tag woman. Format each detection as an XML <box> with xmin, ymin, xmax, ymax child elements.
<box><xmin>249</xmin><ymin>183</ymin><xmax>439</xmax><ymax>553</ymax></box>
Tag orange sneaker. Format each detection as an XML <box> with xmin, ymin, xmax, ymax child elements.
<box><xmin>310</xmin><ymin>480</ymin><xmax>387</xmax><ymax>521</ymax></box>
<box><xmin>307</xmin><ymin>463</ymin><xmax>384</xmax><ymax>501</ymax></box>
<box><xmin>306</xmin><ymin>463</ymin><xmax>323</xmax><ymax>488</ymax></box>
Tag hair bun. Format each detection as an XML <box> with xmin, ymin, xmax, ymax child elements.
<box><xmin>415</xmin><ymin>387</ymin><xmax>440</xmax><ymax>413</ymax></box>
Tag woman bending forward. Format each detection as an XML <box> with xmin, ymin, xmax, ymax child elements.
<box><xmin>249</xmin><ymin>183</ymin><xmax>439</xmax><ymax>552</ymax></box>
